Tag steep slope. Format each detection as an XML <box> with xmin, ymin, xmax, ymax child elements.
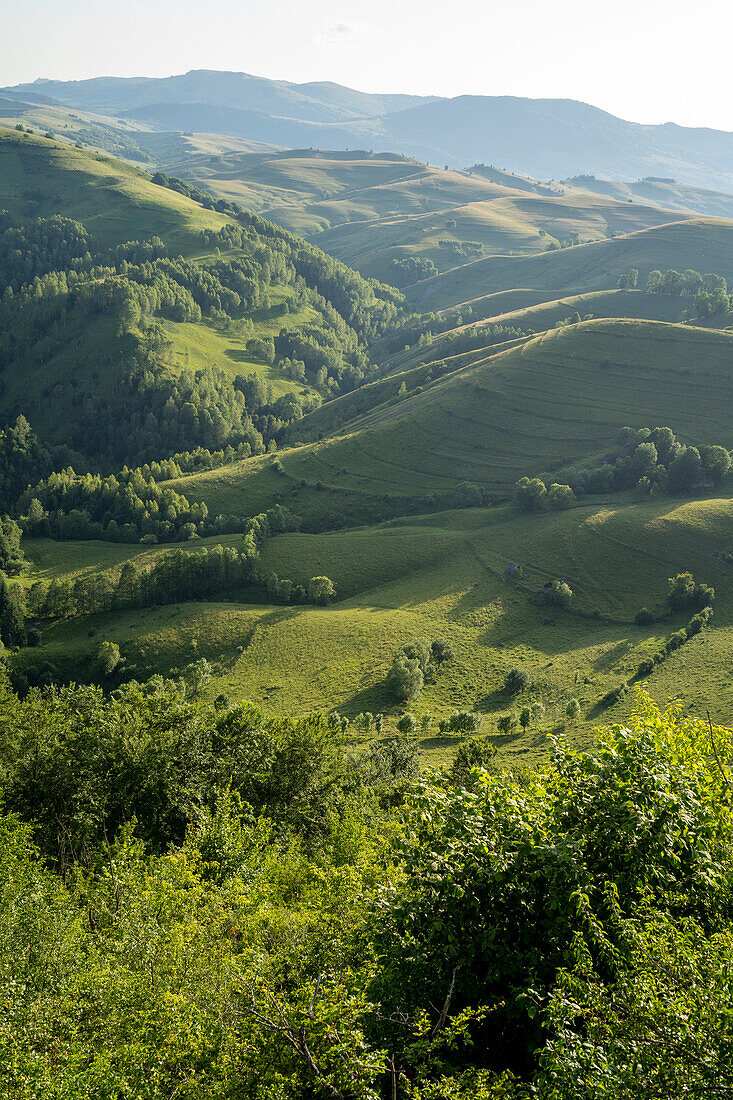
<box><xmin>0</xmin><ymin>127</ymin><xmax>230</xmax><ymax>251</ymax></box>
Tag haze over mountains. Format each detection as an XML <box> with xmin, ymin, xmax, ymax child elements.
<box><xmin>7</xmin><ymin>68</ymin><xmax>733</xmax><ymax>191</ymax></box>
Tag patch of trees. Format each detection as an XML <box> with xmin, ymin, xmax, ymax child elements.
<box><xmin>19</xmin><ymin>467</ymin><xmax>211</xmax><ymax>544</ymax></box>
<box><xmin>428</xmin><ymin>320</ymin><xmax>529</xmax><ymax>360</ymax></box>
<box><xmin>28</xmin><ymin>538</ymin><xmax>336</xmax><ymax>627</ymax></box>
<box><xmin>0</xmin><ymin>515</ymin><xmax>26</xmax><ymax>575</ymax></box>
<box><xmin>438</xmin><ymin>239</ymin><xmax>484</xmax><ymax>258</ymax></box>
<box><xmin>0</xmin><ymin>212</ymin><xmax>94</xmax><ymax>293</ymax></box>
<box><xmin>616</xmin><ymin>269</ymin><xmax>639</xmax><ymax>289</ymax></box>
<box><xmin>513</xmin><ymin>477</ymin><xmax>576</xmax><ymax>512</ymax></box>
<box><xmin>551</xmin><ymin>425</ymin><xmax>731</xmax><ymax>501</ymax></box>
<box><xmin>390</xmin><ymin>256</ymin><xmax>438</xmax><ymax>285</ymax></box>
<box><xmin>546</xmin><ymin>233</ymin><xmax>582</xmax><ymax>250</ymax></box>
<box><xmin>646</xmin><ymin>267</ymin><xmax>731</xmax><ymax>316</ymax></box>
<box><xmin>385</xmin><ymin>635</ymin><xmax>454</xmax><ymax>702</ymax></box>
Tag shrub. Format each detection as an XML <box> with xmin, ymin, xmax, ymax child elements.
<box><xmin>308</xmin><ymin>575</ymin><xmax>336</xmax><ymax>605</ymax></box>
<box><xmin>637</xmin><ymin>657</ymin><xmax>655</xmax><ymax>678</ymax></box>
<box><xmin>446</xmin><ymin>710</ymin><xmax>483</xmax><ymax>734</ymax></box>
<box><xmin>430</xmin><ymin>637</ymin><xmax>455</xmax><ymax>665</ymax></box>
<box><xmin>635</xmin><ymin>608</ymin><xmax>655</xmax><ymax>626</ymax></box>
<box><xmin>396</xmin><ymin>713</ymin><xmax>418</xmax><ymax>735</ymax></box>
<box><xmin>452</xmin><ymin>481</ymin><xmax>482</xmax><ymax>508</ymax></box>
<box><xmin>505</xmin><ymin>667</ymin><xmax>530</xmax><ymax>695</ymax></box>
<box><xmin>546</xmin><ymin>580</ymin><xmax>573</xmax><ymax>610</ymax></box>
<box><xmin>386</xmin><ymin>654</ymin><xmax>424</xmax><ymax>702</ymax></box>
<box><xmin>566</xmin><ymin>698</ymin><xmax>582</xmax><ymax>721</ymax></box>
<box><xmin>96</xmin><ymin>640</ymin><xmax>122</xmax><ymax>678</ymax></box>
<box><xmin>447</xmin><ymin>735</ymin><xmax>497</xmax><ymax>784</ymax></box>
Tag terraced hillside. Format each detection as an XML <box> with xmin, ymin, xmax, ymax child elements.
<box><xmin>163</xmin><ymin>321</ymin><xmax>733</xmax><ymax>524</ymax></box>
<box><xmin>414</xmin><ymin>219</ymin><xmax>733</xmax><ymax>309</ymax></box>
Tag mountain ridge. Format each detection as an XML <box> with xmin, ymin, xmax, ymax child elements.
<box><xmin>8</xmin><ymin>71</ymin><xmax>733</xmax><ymax>190</ymax></box>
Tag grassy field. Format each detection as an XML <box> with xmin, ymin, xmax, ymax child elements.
<box><xmin>18</xmin><ymin>492</ymin><xmax>733</xmax><ymax>767</ymax></box>
<box><xmin>161</xmin><ymin>304</ymin><xmax>322</xmax><ymax>398</ymax></box>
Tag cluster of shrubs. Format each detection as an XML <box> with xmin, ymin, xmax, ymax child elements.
<box><xmin>600</xmin><ymin>574</ymin><xmax>716</xmax><ymax>705</ymax></box>
<box><xmin>513</xmin><ymin>477</ymin><xmax>575</xmax><ymax>512</ymax></box>
<box><xmin>385</xmin><ymin>636</ymin><xmax>454</xmax><ymax>702</ymax></box>
<box><xmin>645</xmin><ymin>266</ymin><xmax>731</xmax><ymax>316</ymax></box>
<box><xmin>437</xmin><ymin>239</ymin><xmax>484</xmax><ymax>258</ymax></box>
<box><xmin>517</xmin><ymin>426</ymin><xmax>732</xmax><ymax>507</ymax></box>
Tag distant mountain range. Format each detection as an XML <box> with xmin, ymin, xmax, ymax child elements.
<box><xmin>7</xmin><ymin>69</ymin><xmax>733</xmax><ymax>192</ymax></box>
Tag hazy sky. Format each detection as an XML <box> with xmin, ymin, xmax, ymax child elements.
<box><xmin>3</xmin><ymin>0</ymin><xmax>733</xmax><ymax>130</ymax></box>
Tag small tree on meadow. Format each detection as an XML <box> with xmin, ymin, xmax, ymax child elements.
<box><xmin>386</xmin><ymin>654</ymin><xmax>424</xmax><ymax>702</ymax></box>
<box><xmin>547</xmin><ymin>580</ymin><xmax>573</xmax><ymax>610</ymax></box>
<box><xmin>505</xmin><ymin>667</ymin><xmax>530</xmax><ymax>695</ymax></box>
<box><xmin>185</xmin><ymin>657</ymin><xmax>213</xmax><ymax>697</ymax></box>
<box><xmin>530</xmin><ymin>702</ymin><xmax>545</xmax><ymax>726</ymax></box>
<box><xmin>308</xmin><ymin>576</ymin><xmax>336</xmax><ymax>605</ymax></box>
<box><xmin>566</xmin><ymin>698</ymin><xmax>581</xmax><ymax>722</ymax></box>
<box><xmin>452</xmin><ymin>481</ymin><xmax>482</xmax><ymax>508</ymax></box>
<box><xmin>513</xmin><ymin>477</ymin><xmax>547</xmax><ymax>512</ymax></box>
<box><xmin>397</xmin><ymin>713</ymin><xmax>418</xmax><ymax>735</ymax></box>
<box><xmin>547</xmin><ymin>483</ymin><xmax>575</xmax><ymax>510</ymax></box>
<box><xmin>96</xmin><ymin>640</ymin><xmax>121</xmax><ymax>678</ymax></box>
<box><xmin>519</xmin><ymin>707</ymin><xmax>531</xmax><ymax>731</ymax></box>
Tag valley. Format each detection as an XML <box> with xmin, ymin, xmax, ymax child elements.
<box><xmin>1</xmin><ymin>123</ymin><xmax>731</xmax><ymax>768</ymax></box>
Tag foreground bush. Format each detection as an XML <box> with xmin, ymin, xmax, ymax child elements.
<box><xmin>1</xmin><ymin>686</ymin><xmax>732</xmax><ymax>1097</ymax></box>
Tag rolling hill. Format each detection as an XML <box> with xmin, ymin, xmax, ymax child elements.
<box><xmin>2</xmin><ymin>124</ymin><xmax>733</xmax><ymax>766</ymax></box>
<box><xmin>412</xmin><ymin>218</ymin><xmax>733</xmax><ymax>310</ymax></box>
<box><xmin>166</xmin><ymin>320</ymin><xmax>733</xmax><ymax>525</ymax></box>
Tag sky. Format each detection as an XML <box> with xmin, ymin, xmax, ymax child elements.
<box><xmin>3</xmin><ymin>0</ymin><xmax>733</xmax><ymax>130</ymax></box>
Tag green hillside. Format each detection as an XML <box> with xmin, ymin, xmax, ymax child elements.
<box><xmin>0</xmin><ymin>128</ymin><xmax>406</xmax><ymax>465</ymax></box>
<box><xmin>17</xmin><ymin>492</ymin><xmax>733</xmax><ymax>765</ymax></box>
<box><xmin>168</xmin><ymin>320</ymin><xmax>733</xmax><ymax>522</ymax></box>
<box><xmin>2</xmin><ymin>128</ymin><xmax>733</xmax><ymax>775</ymax></box>
<box><xmin>415</xmin><ymin>219</ymin><xmax>733</xmax><ymax>309</ymax></box>
<box><xmin>0</xmin><ymin>126</ymin><xmax>230</xmax><ymax>251</ymax></box>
